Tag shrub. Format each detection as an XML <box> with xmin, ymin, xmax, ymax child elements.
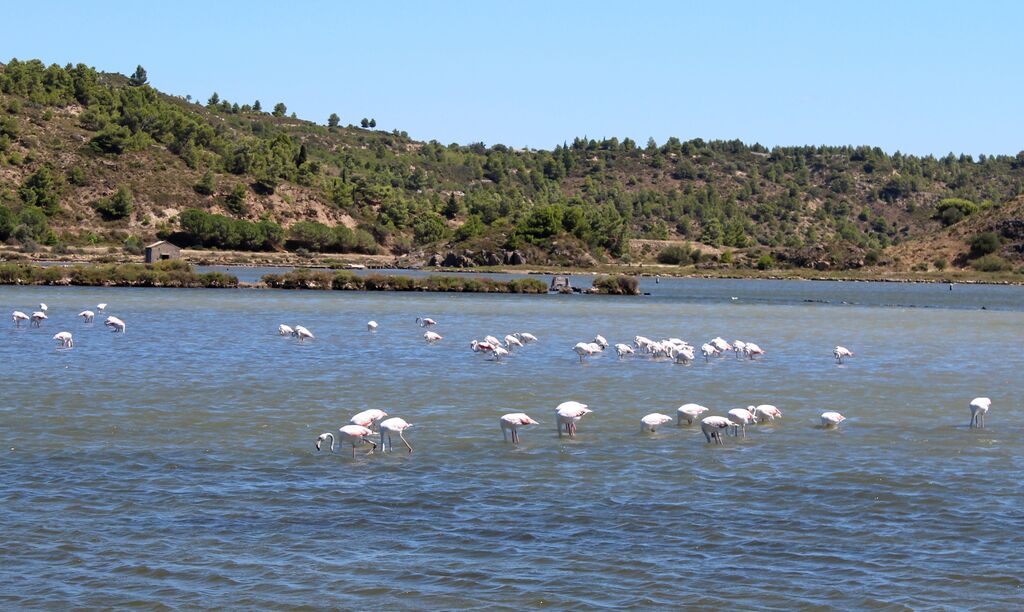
<box><xmin>124</xmin><ymin>235</ymin><xmax>144</xmax><ymax>255</ymax></box>
<box><xmin>756</xmin><ymin>254</ymin><xmax>775</xmax><ymax>270</ymax></box>
<box><xmin>935</xmin><ymin>198</ymin><xmax>978</xmax><ymax>226</ymax></box>
<box><xmin>970</xmin><ymin>254</ymin><xmax>1012</xmax><ymax>272</ymax></box>
<box><xmin>194</xmin><ymin>171</ymin><xmax>216</xmax><ymax>196</ymax></box>
<box><xmin>933</xmin><ymin>258</ymin><xmax>948</xmax><ymax>270</ymax></box>
<box><xmin>591</xmin><ymin>275</ymin><xmax>640</xmax><ymax>295</ymax></box>
<box><xmin>968</xmin><ymin>232</ymin><xmax>1001</xmax><ymax>258</ymax></box>
<box><xmin>225</xmin><ymin>184</ymin><xmax>247</xmax><ymax>215</ymax></box>
<box><xmin>657</xmin><ymin>245</ymin><xmax>691</xmax><ymax>265</ymax></box>
<box><xmin>96</xmin><ymin>186</ymin><xmax>133</xmax><ymax>220</ymax></box>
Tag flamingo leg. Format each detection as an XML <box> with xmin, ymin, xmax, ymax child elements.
<box><xmin>502</xmin><ymin>427</ymin><xmax>508</xmax><ymax>442</ymax></box>
<box><xmin>399</xmin><ymin>431</ymin><xmax>412</xmax><ymax>453</ymax></box>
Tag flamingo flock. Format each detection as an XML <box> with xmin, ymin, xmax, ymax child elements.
<box><xmin>9</xmin><ymin>302</ymin><xmax>125</xmax><ymax>350</ymax></box>
<box><xmin>578</xmin><ymin>334</ymin><xmax>768</xmax><ymax>365</ymax></box>
<box><xmin>317</xmin><ymin>408</ymin><xmax>414</xmax><ymax>456</ymax></box>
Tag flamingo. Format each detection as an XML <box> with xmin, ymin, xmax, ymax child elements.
<box><xmin>744</xmin><ymin>343</ymin><xmax>765</xmax><ymax>359</ymax></box>
<box><xmin>97</xmin><ymin>303</ymin><xmax>107</xmax><ymax>311</ymax></box>
<box><xmin>350</xmin><ymin>409</ymin><xmax>388</xmax><ymax>429</ymax></box>
<box><xmin>416</xmin><ymin>317</ymin><xmax>437</xmax><ymax>327</ymax></box>
<box><xmin>484</xmin><ymin>335</ymin><xmax>502</xmax><ymax>347</ymax></box>
<box><xmin>673</xmin><ymin>345</ymin><xmax>695</xmax><ymax>364</ymax></box>
<box><xmin>79</xmin><ymin>310</ymin><xmax>95</xmax><ymax>323</ymax></box>
<box><xmin>12</xmin><ymin>311</ymin><xmax>30</xmax><ymax>327</ymax></box>
<box><xmin>556</xmin><ymin>401</ymin><xmax>592</xmax><ymax>437</ymax></box>
<box><xmin>701</xmin><ymin>416</ymin><xmax>736</xmax><ymax>445</ymax></box>
<box><xmin>501</xmin><ymin>412</ymin><xmax>539</xmax><ymax>444</ymax></box>
<box><xmin>641</xmin><ymin>413</ymin><xmax>674</xmax><ymax>433</ymax></box>
<box><xmin>515</xmin><ymin>332</ymin><xmax>538</xmax><ymax>343</ymax></box>
<box><xmin>573</xmin><ymin>342</ymin><xmax>600</xmax><ymax>363</ymax></box>
<box><xmin>424</xmin><ymin>330</ymin><xmax>443</xmax><ymax>343</ymax></box>
<box><xmin>31</xmin><ymin>311</ymin><xmax>48</xmax><ymax>327</ymax></box>
<box><xmin>379</xmin><ymin>417</ymin><xmax>413</xmax><ymax>453</ymax></box>
<box><xmin>677</xmin><ymin>403</ymin><xmax>709</xmax><ymax>425</ymax></box>
<box><xmin>969</xmin><ymin>397</ymin><xmax>992</xmax><ymax>429</ymax></box>
<box><xmin>52</xmin><ymin>331</ymin><xmax>74</xmax><ymax>349</ymax></box>
<box><xmin>834</xmin><ymin>346</ymin><xmax>854</xmax><ymax>364</ymax></box>
<box><xmin>293</xmin><ymin>325</ymin><xmax>314</xmax><ymax>342</ymax></box>
<box><xmin>504</xmin><ymin>334</ymin><xmax>523</xmax><ymax>350</ymax></box>
<box><xmin>727</xmin><ymin>408</ymin><xmax>757</xmax><ymax>437</ymax></box>
<box><xmin>820</xmin><ymin>412</ymin><xmax>846</xmax><ymax>428</ymax></box>
<box><xmin>733</xmin><ymin>340</ymin><xmax>747</xmax><ymax>359</ymax></box>
<box><xmin>470</xmin><ymin>339</ymin><xmax>495</xmax><ymax>353</ymax></box>
<box><xmin>278</xmin><ymin>324</ymin><xmax>294</xmax><ymax>336</ymax></box>
<box><xmin>316</xmin><ymin>432</ymin><xmax>336</xmax><ymax>452</ymax></box>
<box><xmin>39</xmin><ymin>303</ymin><xmax>48</xmax><ymax>312</ymax></box>
<box><xmin>711</xmin><ymin>337</ymin><xmax>732</xmax><ymax>353</ymax></box>
<box><xmin>593</xmin><ymin>334</ymin><xmax>609</xmax><ymax>349</ymax></box>
<box><xmin>367</xmin><ymin>320</ymin><xmax>378</xmax><ymax>331</ymax></box>
<box><xmin>614</xmin><ymin>343</ymin><xmax>635</xmax><ymax>358</ymax></box>
<box><xmin>700</xmin><ymin>343</ymin><xmax>718</xmax><ymax>362</ymax></box>
<box><xmin>104</xmin><ymin>316</ymin><xmax>126</xmax><ymax>333</ymax></box>
<box><xmin>490</xmin><ymin>346</ymin><xmax>509</xmax><ymax>361</ymax></box>
<box><xmin>752</xmin><ymin>404</ymin><xmax>782</xmax><ymax>422</ymax></box>
<box><xmin>335</xmin><ymin>427</ymin><xmax>376</xmax><ymax>460</ymax></box>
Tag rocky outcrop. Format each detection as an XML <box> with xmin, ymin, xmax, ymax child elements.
<box><xmin>427</xmin><ymin>250</ymin><xmax>527</xmax><ymax>268</ymax></box>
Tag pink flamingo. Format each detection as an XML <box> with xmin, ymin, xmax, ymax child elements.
<box><xmin>500</xmin><ymin>413</ymin><xmax>539</xmax><ymax>444</ymax></box>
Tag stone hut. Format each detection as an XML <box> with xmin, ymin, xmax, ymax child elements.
<box><xmin>145</xmin><ymin>240</ymin><xmax>181</xmax><ymax>263</ymax></box>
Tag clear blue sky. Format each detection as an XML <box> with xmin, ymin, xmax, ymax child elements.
<box><xmin>5</xmin><ymin>0</ymin><xmax>1023</xmax><ymax>155</ymax></box>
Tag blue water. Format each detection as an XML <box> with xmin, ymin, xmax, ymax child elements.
<box><xmin>1</xmin><ymin>279</ymin><xmax>1022</xmax><ymax>607</ymax></box>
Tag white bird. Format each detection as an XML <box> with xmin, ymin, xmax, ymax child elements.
<box><xmin>504</xmin><ymin>334</ymin><xmax>523</xmax><ymax>350</ymax></box>
<box><xmin>104</xmin><ymin>316</ymin><xmax>126</xmax><ymax>333</ymax></box>
<box><xmin>490</xmin><ymin>346</ymin><xmax>509</xmax><ymax>361</ymax></box>
<box><xmin>673</xmin><ymin>345</ymin><xmax>695</xmax><ymax>364</ymax></box>
<box><xmin>500</xmin><ymin>412</ymin><xmax>539</xmax><ymax>444</ymax></box>
<box><xmin>78</xmin><ymin>310</ymin><xmax>95</xmax><ymax>323</ymax></box>
<box><xmin>700</xmin><ymin>343</ymin><xmax>718</xmax><ymax>361</ymax></box>
<box><xmin>12</xmin><ymin>311</ymin><xmax>30</xmax><ymax>327</ymax></box>
<box><xmin>677</xmin><ymin>403</ymin><xmax>710</xmax><ymax>425</ymax></box>
<box><xmin>515</xmin><ymin>332</ymin><xmax>538</xmax><ymax>343</ymax></box>
<box><xmin>39</xmin><ymin>303</ymin><xmax>48</xmax><ymax>312</ymax></box>
<box><xmin>330</xmin><ymin>425</ymin><xmax>378</xmax><ymax>457</ymax></box>
<box><xmin>470</xmin><ymin>339</ymin><xmax>495</xmax><ymax>353</ymax></box>
<box><xmin>30</xmin><ymin>311</ymin><xmax>48</xmax><ymax>327</ymax></box>
<box><xmin>316</xmin><ymin>432</ymin><xmax>336</xmax><ymax>452</ymax></box>
<box><xmin>744</xmin><ymin>343</ymin><xmax>765</xmax><ymax>359</ymax></box>
<box><xmin>614</xmin><ymin>343</ymin><xmax>635</xmax><ymax>358</ymax></box>
<box><xmin>733</xmin><ymin>340</ymin><xmax>747</xmax><ymax>359</ymax></box>
<box><xmin>484</xmin><ymin>335</ymin><xmax>502</xmax><ymax>347</ymax></box>
<box><xmin>278</xmin><ymin>324</ymin><xmax>294</xmax><ymax>336</ymax></box>
<box><xmin>379</xmin><ymin>417</ymin><xmax>413</xmax><ymax>453</ymax></box>
<box><xmin>367</xmin><ymin>320</ymin><xmax>378</xmax><ymax>331</ymax></box>
<box><xmin>969</xmin><ymin>397</ymin><xmax>992</xmax><ymax>429</ymax></box>
<box><xmin>820</xmin><ymin>411</ymin><xmax>846</xmax><ymax>428</ymax></box>
<box><xmin>711</xmin><ymin>337</ymin><xmax>731</xmax><ymax>353</ymax></box>
<box><xmin>701</xmin><ymin>416</ymin><xmax>736</xmax><ymax>445</ymax></box>
<box><xmin>727</xmin><ymin>408</ymin><xmax>757</xmax><ymax>438</ymax></box>
<box><xmin>52</xmin><ymin>331</ymin><xmax>73</xmax><ymax>349</ymax></box>
<box><xmin>416</xmin><ymin>317</ymin><xmax>437</xmax><ymax>327</ymax></box>
<box><xmin>573</xmin><ymin>342</ymin><xmax>601</xmax><ymax>363</ymax></box>
<box><xmin>641</xmin><ymin>413</ymin><xmax>674</xmax><ymax>433</ymax></box>
<box><xmin>293</xmin><ymin>325</ymin><xmax>314</xmax><ymax>342</ymax></box>
<box><xmin>752</xmin><ymin>404</ymin><xmax>782</xmax><ymax>423</ymax></box>
<box><xmin>350</xmin><ymin>409</ymin><xmax>388</xmax><ymax>429</ymax></box>
<box><xmin>424</xmin><ymin>330</ymin><xmax>443</xmax><ymax>343</ymax></box>
<box><xmin>97</xmin><ymin>303</ymin><xmax>107</xmax><ymax>311</ymax></box>
<box><xmin>593</xmin><ymin>334</ymin><xmax>609</xmax><ymax>349</ymax></box>
<box><xmin>834</xmin><ymin>346</ymin><xmax>854</xmax><ymax>364</ymax></box>
<box><xmin>556</xmin><ymin>401</ymin><xmax>592</xmax><ymax>437</ymax></box>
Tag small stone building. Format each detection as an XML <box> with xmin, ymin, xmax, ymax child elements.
<box><xmin>550</xmin><ymin>276</ymin><xmax>572</xmax><ymax>293</ymax></box>
<box><xmin>145</xmin><ymin>240</ymin><xmax>181</xmax><ymax>263</ymax></box>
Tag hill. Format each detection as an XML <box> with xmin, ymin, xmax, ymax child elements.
<box><xmin>1</xmin><ymin>58</ymin><xmax>1023</xmax><ymax>276</ymax></box>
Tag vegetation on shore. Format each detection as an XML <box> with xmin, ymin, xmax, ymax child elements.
<box><xmin>261</xmin><ymin>269</ymin><xmax>549</xmax><ymax>293</ymax></box>
<box><xmin>1</xmin><ymin>57</ymin><xmax>1023</xmax><ymax>277</ymax></box>
<box><xmin>0</xmin><ymin>260</ymin><xmax>238</xmax><ymax>287</ymax></box>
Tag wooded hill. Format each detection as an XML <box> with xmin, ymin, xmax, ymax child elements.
<box><xmin>1</xmin><ymin>58</ymin><xmax>1023</xmax><ymax>273</ymax></box>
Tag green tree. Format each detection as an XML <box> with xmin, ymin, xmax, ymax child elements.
<box><xmin>129</xmin><ymin>65</ymin><xmax>148</xmax><ymax>87</ymax></box>
<box><xmin>360</xmin><ymin>118</ymin><xmax>369</xmax><ymax>128</ymax></box>
<box><xmin>0</xmin><ymin>204</ymin><xmax>14</xmax><ymax>241</ymax></box>
<box><xmin>272</xmin><ymin>102</ymin><xmax>287</xmax><ymax>117</ymax></box>
<box><xmin>225</xmin><ymin>184</ymin><xmax>248</xmax><ymax>215</ymax></box>
<box><xmin>412</xmin><ymin>213</ymin><xmax>448</xmax><ymax>245</ymax></box>
<box><xmin>96</xmin><ymin>186</ymin><xmax>134</xmax><ymax>220</ymax></box>
<box><xmin>253</xmin><ymin>99</ymin><xmax>262</xmax><ymax>112</ymax></box>
<box><xmin>328</xmin><ymin>112</ymin><xmax>340</xmax><ymax>127</ymax></box>
<box><xmin>66</xmin><ymin>166</ymin><xmax>88</xmax><ymax>186</ymax></box>
<box><xmin>968</xmin><ymin>232</ymin><xmax>1001</xmax><ymax>257</ymax></box>
<box><xmin>369</xmin><ymin>118</ymin><xmax>376</xmax><ymax>128</ymax></box>
<box><xmin>442</xmin><ymin>193</ymin><xmax>461</xmax><ymax>219</ymax></box>
<box><xmin>207</xmin><ymin>92</ymin><xmax>220</xmax><ymax>107</ymax></box>
<box><xmin>19</xmin><ymin>165</ymin><xmax>63</xmax><ymax>216</ymax></box>
<box><xmin>194</xmin><ymin>170</ymin><xmax>216</xmax><ymax>196</ymax></box>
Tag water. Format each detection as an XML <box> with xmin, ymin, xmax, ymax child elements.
<box><xmin>2</xmin><ymin>279</ymin><xmax>1023</xmax><ymax>608</ymax></box>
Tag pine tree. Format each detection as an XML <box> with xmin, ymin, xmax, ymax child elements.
<box><xmin>272</xmin><ymin>102</ymin><xmax>287</xmax><ymax>117</ymax></box>
<box><xmin>253</xmin><ymin>100</ymin><xmax>262</xmax><ymax>112</ymax></box>
<box><xmin>328</xmin><ymin>113</ymin><xmax>340</xmax><ymax>128</ymax></box>
<box><xmin>129</xmin><ymin>65</ymin><xmax>147</xmax><ymax>87</ymax></box>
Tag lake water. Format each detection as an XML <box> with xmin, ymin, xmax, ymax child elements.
<box><xmin>2</xmin><ymin>278</ymin><xmax>1023</xmax><ymax>608</ymax></box>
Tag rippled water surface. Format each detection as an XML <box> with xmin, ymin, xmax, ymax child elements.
<box><xmin>2</xmin><ymin>278</ymin><xmax>1023</xmax><ymax>608</ymax></box>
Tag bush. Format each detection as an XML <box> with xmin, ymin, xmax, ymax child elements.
<box><xmin>96</xmin><ymin>186</ymin><xmax>133</xmax><ymax>220</ymax></box>
<box><xmin>124</xmin><ymin>235</ymin><xmax>144</xmax><ymax>255</ymax></box>
<box><xmin>970</xmin><ymin>254</ymin><xmax>1012</xmax><ymax>272</ymax></box>
<box><xmin>933</xmin><ymin>258</ymin><xmax>948</xmax><ymax>270</ymax></box>
<box><xmin>756</xmin><ymin>254</ymin><xmax>775</xmax><ymax>270</ymax></box>
<box><xmin>225</xmin><ymin>184</ymin><xmax>247</xmax><ymax>215</ymax></box>
<box><xmin>935</xmin><ymin>198</ymin><xmax>978</xmax><ymax>226</ymax></box>
<box><xmin>968</xmin><ymin>232</ymin><xmax>1001</xmax><ymax>258</ymax></box>
<box><xmin>591</xmin><ymin>275</ymin><xmax>640</xmax><ymax>295</ymax></box>
<box><xmin>194</xmin><ymin>171</ymin><xmax>216</xmax><ymax>196</ymax></box>
<box><xmin>657</xmin><ymin>245</ymin><xmax>691</xmax><ymax>265</ymax></box>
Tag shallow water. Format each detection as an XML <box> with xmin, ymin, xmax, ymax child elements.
<box><xmin>2</xmin><ymin>280</ymin><xmax>1023</xmax><ymax>608</ymax></box>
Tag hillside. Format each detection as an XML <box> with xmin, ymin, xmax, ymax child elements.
<box><xmin>1</xmin><ymin>58</ymin><xmax>1023</xmax><ymax>275</ymax></box>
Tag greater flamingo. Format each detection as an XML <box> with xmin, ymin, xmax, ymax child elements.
<box><xmin>504</xmin><ymin>334</ymin><xmax>523</xmax><ymax>350</ymax></box>
<box><xmin>416</xmin><ymin>317</ymin><xmax>437</xmax><ymax>327</ymax></box>
<box><xmin>490</xmin><ymin>346</ymin><xmax>509</xmax><ymax>361</ymax></box>
<box><xmin>556</xmin><ymin>401</ymin><xmax>592</xmax><ymax>437</ymax></box>
<box><xmin>701</xmin><ymin>416</ymin><xmax>736</xmax><ymax>445</ymax></box>
<box><xmin>593</xmin><ymin>334</ymin><xmax>609</xmax><ymax>349</ymax></box>
<box><xmin>744</xmin><ymin>343</ymin><xmax>765</xmax><ymax>359</ymax></box>
<box><xmin>319</xmin><ymin>425</ymin><xmax>378</xmax><ymax>456</ymax></box>
<box><xmin>39</xmin><ymin>303</ymin><xmax>48</xmax><ymax>312</ymax></box>
<box><xmin>316</xmin><ymin>432</ymin><xmax>336</xmax><ymax>452</ymax></box>
<box><xmin>514</xmin><ymin>332</ymin><xmax>538</xmax><ymax>343</ymax></box>
<box><xmin>30</xmin><ymin>311</ymin><xmax>48</xmax><ymax>327</ymax></box>
<box><xmin>379</xmin><ymin>417</ymin><xmax>413</xmax><ymax>453</ymax></box>
<box><xmin>350</xmin><ymin>409</ymin><xmax>388</xmax><ymax>429</ymax></box>
<box><xmin>614</xmin><ymin>343</ymin><xmax>635</xmax><ymax>358</ymax></box>
<box><xmin>677</xmin><ymin>403</ymin><xmax>709</xmax><ymax>425</ymax></box>
<box><xmin>79</xmin><ymin>310</ymin><xmax>95</xmax><ymax>323</ymax></box>
<box><xmin>52</xmin><ymin>331</ymin><xmax>74</xmax><ymax>349</ymax></box>
<box><xmin>733</xmin><ymin>340</ymin><xmax>747</xmax><ymax>359</ymax></box>
<box><xmin>104</xmin><ymin>316</ymin><xmax>126</xmax><ymax>333</ymax></box>
<box><xmin>727</xmin><ymin>407</ymin><xmax>756</xmax><ymax>437</ymax></box>
<box><xmin>834</xmin><ymin>346</ymin><xmax>854</xmax><ymax>364</ymax></box>
<box><xmin>700</xmin><ymin>343</ymin><xmax>718</xmax><ymax>362</ymax></box>
<box><xmin>293</xmin><ymin>325</ymin><xmax>314</xmax><ymax>342</ymax></box>
<box><xmin>501</xmin><ymin>413</ymin><xmax>539</xmax><ymax>444</ymax></box>
<box><xmin>484</xmin><ymin>335</ymin><xmax>502</xmax><ymax>347</ymax></box>
<box><xmin>278</xmin><ymin>324</ymin><xmax>294</xmax><ymax>336</ymax></box>
<box><xmin>641</xmin><ymin>413</ymin><xmax>673</xmax><ymax>433</ymax></box>
<box><xmin>367</xmin><ymin>320</ymin><xmax>378</xmax><ymax>331</ymax></box>
<box><xmin>424</xmin><ymin>330</ymin><xmax>443</xmax><ymax>343</ymax></box>
<box><xmin>97</xmin><ymin>303</ymin><xmax>107</xmax><ymax>311</ymax></box>
<box><xmin>753</xmin><ymin>404</ymin><xmax>782</xmax><ymax>422</ymax></box>
<box><xmin>12</xmin><ymin>311</ymin><xmax>29</xmax><ymax>327</ymax></box>
<box><xmin>969</xmin><ymin>397</ymin><xmax>992</xmax><ymax>429</ymax></box>
<box><xmin>573</xmin><ymin>342</ymin><xmax>601</xmax><ymax>363</ymax></box>
<box><xmin>820</xmin><ymin>412</ymin><xmax>846</xmax><ymax>428</ymax></box>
